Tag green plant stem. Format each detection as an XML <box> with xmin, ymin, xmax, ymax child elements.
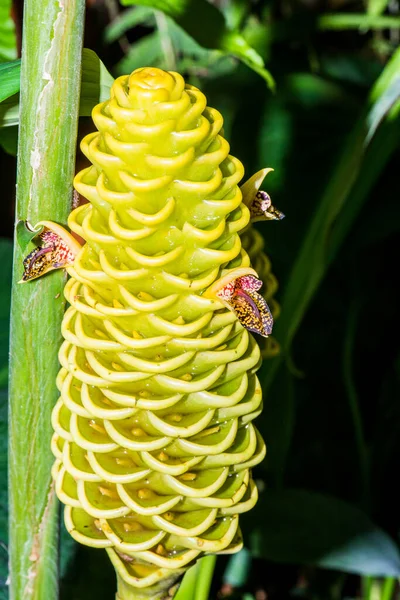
<box><xmin>174</xmin><ymin>562</ymin><xmax>200</xmax><ymax>600</ymax></box>
<box><xmin>363</xmin><ymin>576</ymin><xmax>373</xmax><ymax>599</ymax></box>
<box><xmin>318</xmin><ymin>13</ymin><xmax>400</xmax><ymax>30</ymax></box>
<box><xmin>381</xmin><ymin>578</ymin><xmax>396</xmax><ymax>600</ymax></box>
<box><xmin>154</xmin><ymin>10</ymin><xmax>176</xmax><ymax>71</ymax></box>
<box><xmin>7</xmin><ymin>1</ymin><xmax>85</xmax><ymax>599</ymax></box>
<box><xmin>194</xmin><ymin>555</ymin><xmax>216</xmax><ymax>600</ymax></box>
<box><xmin>116</xmin><ymin>572</ymin><xmax>182</xmax><ymax>600</ymax></box>
<box><xmin>363</xmin><ymin>576</ymin><xmax>396</xmax><ymax>600</ymax></box>
<box><xmin>173</xmin><ymin>556</ymin><xmax>217</xmax><ymax>600</ymax></box>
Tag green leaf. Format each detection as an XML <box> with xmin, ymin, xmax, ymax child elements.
<box><xmin>0</xmin><ymin>123</ymin><xmax>17</xmax><ymax>154</ymax></box>
<box><xmin>163</xmin><ymin>15</ymin><xmax>209</xmax><ymax>58</ymax></box>
<box><xmin>0</xmin><ymin>59</ymin><xmax>20</xmax><ymax>102</ymax></box>
<box><xmin>244</xmin><ymin>489</ymin><xmax>400</xmax><ymax>576</ymax></box>
<box><xmin>257</xmin><ymin>48</ymin><xmax>400</xmax><ymax>495</ymax></box>
<box><xmin>104</xmin><ymin>6</ymin><xmax>155</xmax><ymax>43</ymax></box>
<box><xmin>109</xmin><ymin>9</ymin><xmax>235</xmax><ymax>80</ymax></box>
<box><xmin>0</xmin><ymin>0</ymin><xmax>17</xmax><ymax>63</ymax></box>
<box><xmin>267</xmin><ymin>46</ymin><xmax>400</xmax><ymax>375</ymax></box>
<box><xmin>327</xmin><ymin>95</ymin><xmax>400</xmax><ymax>261</ymax></box>
<box><xmin>120</xmin><ymin>0</ymin><xmax>274</xmax><ymax>88</ymax></box>
<box><xmin>161</xmin><ymin>16</ymin><xmax>237</xmax><ymax>80</ymax></box>
<box><xmin>79</xmin><ymin>48</ymin><xmax>115</xmax><ymax>116</ymax></box>
<box><xmin>0</xmin><ymin>91</ymin><xmax>18</xmax><ymax>127</ymax></box>
<box><xmin>223</xmin><ymin>548</ymin><xmax>252</xmax><ymax>587</ymax></box>
<box><xmin>241</xmin><ymin>14</ymin><xmax>271</xmax><ymax>62</ymax></box>
<box><xmin>0</xmin><ymin>49</ymin><xmax>114</xmax><ymax>129</ymax></box>
<box><xmin>368</xmin><ymin>0</ymin><xmax>391</xmax><ymax>17</ymax></box>
<box><xmin>115</xmin><ymin>31</ymin><xmax>163</xmax><ymax>75</ymax></box>
<box><xmin>121</xmin><ymin>0</ymin><xmax>227</xmax><ymax>46</ymax></box>
<box><xmin>223</xmin><ymin>0</ymin><xmax>249</xmax><ymax>30</ymax></box>
<box><xmin>320</xmin><ymin>54</ymin><xmax>383</xmax><ymax>88</ymax></box>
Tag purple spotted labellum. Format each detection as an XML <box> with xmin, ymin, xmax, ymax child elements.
<box><xmin>19</xmin><ymin>221</ymin><xmax>81</xmax><ymax>283</ymax></box>
<box><xmin>252</xmin><ymin>190</ymin><xmax>285</xmax><ymax>221</ymax></box>
<box><xmin>216</xmin><ymin>273</ymin><xmax>274</xmax><ymax>337</ymax></box>
<box><xmin>240</xmin><ymin>168</ymin><xmax>285</xmax><ymax>223</ymax></box>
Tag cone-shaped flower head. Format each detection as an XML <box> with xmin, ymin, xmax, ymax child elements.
<box><xmin>24</xmin><ymin>67</ymin><xmax>285</xmax><ymax>599</ymax></box>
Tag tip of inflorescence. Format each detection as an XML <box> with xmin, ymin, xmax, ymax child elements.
<box><xmin>129</xmin><ymin>67</ymin><xmax>175</xmax><ymax>91</ymax></box>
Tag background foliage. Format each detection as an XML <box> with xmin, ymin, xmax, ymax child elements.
<box><xmin>0</xmin><ymin>0</ymin><xmax>400</xmax><ymax>598</ymax></box>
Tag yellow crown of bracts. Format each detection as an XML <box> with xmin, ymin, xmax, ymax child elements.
<box><xmin>21</xmin><ymin>67</ymin><xmax>284</xmax><ymax>600</ymax></box>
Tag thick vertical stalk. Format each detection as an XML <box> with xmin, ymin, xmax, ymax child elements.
<box><xmin>8</xmin><ymin>1</ymin><xmax>85</xmax><ymax>599</ymax></box>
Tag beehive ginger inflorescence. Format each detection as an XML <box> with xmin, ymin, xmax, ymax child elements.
<box><xmin>21</xmin><ymin>67</ymin><xmax>284</xmax><ymax>600</ymax></box>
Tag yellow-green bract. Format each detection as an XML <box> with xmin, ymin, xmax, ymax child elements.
<box><xmin>49</xmin><ymin>68</ymin><xmax>281</xmax><ymax>599</ymax></box>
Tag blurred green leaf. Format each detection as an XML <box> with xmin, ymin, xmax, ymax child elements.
<box><xmin>0</xmin><ymin>60</ymin><xmax>20</xmax><ymax>103</ymax></box>
<box><xmin>135</xmin><ymin>14</ymin><xmax>238</xmax><ymax>81</ymax></box>
<box><xmin>327</xmin><ymin>105</ymin><xmax>400</xmax><ymax>261</ymax></box>
<box><xmin>120</xmin><ymin>0</ymin><xmax>228</xmax><ymax>47</ymax></box>
<box><xmin>244</xmin><ymin>489</ymin><xmax>400</xmax><ymax>576</ymax></box>
<box><xmin>0</xmin><ymin>0</ymin><xmax>17</xmax><ymax>63</ymax></box>
<box><xmin>320</xmin><ymin>54</ymin><xmax>382</xmax><ymax>88</ymax></box>
<box><xmin>268</xmin><ymin>46</ymin><xmax>400</xmax><ymax>372</ymax></box>
<box><xmin>241</xmin><ymin>14</ymin><xmax>271</xmax><ymax>62</ymax></box>
<box><xmin>163</xmin><ymin>14</ymin><xmax>208</xmax><ymax>58</ymax></box>
<box><xmin>120</xmin><ymin>0</ymin><xmax>274</xmax><ymax>88</ymax></box>
<box><xmin>223</xmin><ymin>548</ymin><xmax>252</xmax><ymax>588</ymax></box>
<box><xmin>257</xmin><ymin>49</ymin><xmax>400</xmax><ymax>498</ymax></box>
<box><xmin>223</xmin><ymin>0</ymin><xmax>249</xmax><ymax>30</ymax></box>
<box><xmin>0</xmin><ymin>124</ymin><xmax>17</xmax><ymax>155</ymax></box>
<box><xmin>368</xmin><ymin>0</ymin><xmax>391</xmax><ymax>17</ymax></box>
<box><xmin>0</xmin><ymin>92</ymin><xmax>17</xmax><ymax>127</ymax></box>
<box><xmin>104</xmin><ymin>5</ymin><xmax>155</xmax><ymax>44</ymax></box>
<box><xmin>222</xmin><ymin>30</ymin><xmax>273</xmax><ymax>87</ymax></box>
<box><xmin>115</xmin><ymin>31</ymin><xmax>163</xmax><ymax>75</ymax></box>
<box><xmin>157</xmin><ymin>16</ymin><xmax>237</xmax><ymax>81</ymax></box>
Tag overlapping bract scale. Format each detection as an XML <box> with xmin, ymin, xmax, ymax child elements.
<box><xmin>51</xmin><ymin>67</ymin><xmax>278</xmax><ymax>598</ymax></box>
